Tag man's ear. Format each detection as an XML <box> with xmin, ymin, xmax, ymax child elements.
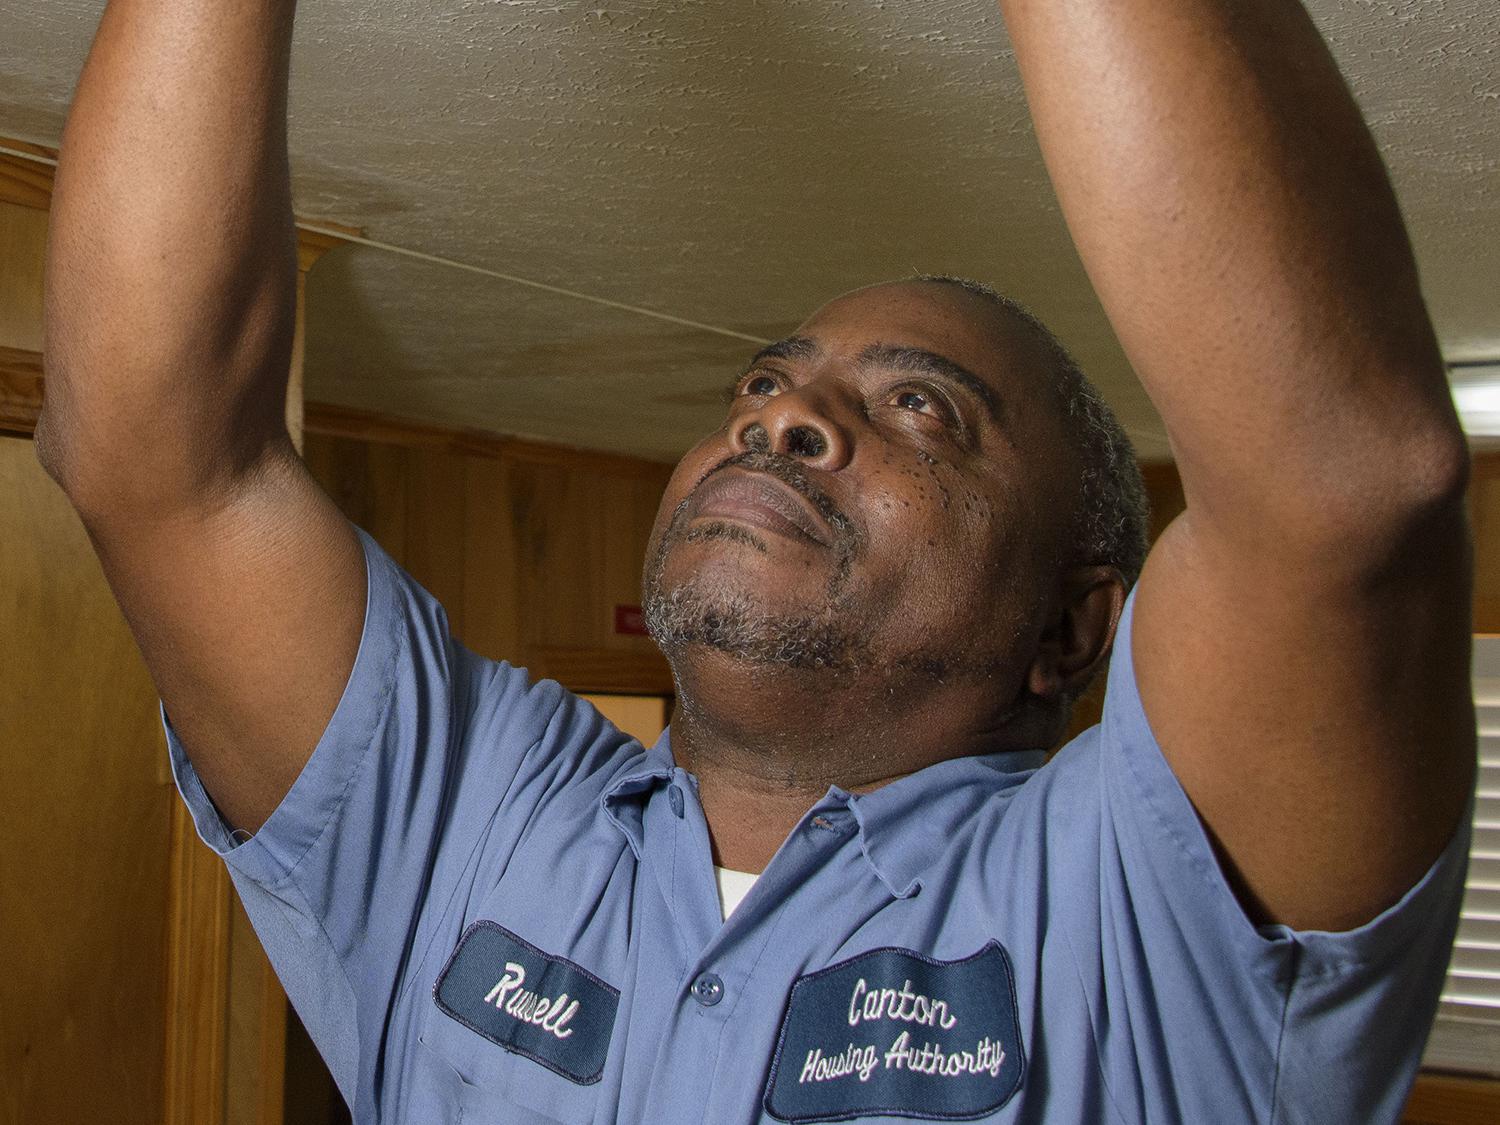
<box><xmin>1026</xmin><ymin>566</ymin><xmax>1127</xmax><ymax>701</ymax></box>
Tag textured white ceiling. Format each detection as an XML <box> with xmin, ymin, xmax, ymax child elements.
<box><xmin>3</xmin><ymin>0</ymin><xmax>1497</xmax><ymax>462</ymax></box>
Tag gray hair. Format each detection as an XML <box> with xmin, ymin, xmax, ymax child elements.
<box><xmin>916</xmin><ymin>275</ymin><xmax>1150</xmax><ymax>589</ymax></box>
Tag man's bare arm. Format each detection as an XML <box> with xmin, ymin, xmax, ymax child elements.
<box><xmin>38</xmin><ymin>0</ymin><xmax>364</xmax><ymax>832</ymax></box>
<box><xmin>996</xmin><ymin>0</ymin><xmax>1474</xmax><ymax>929</ymax></box>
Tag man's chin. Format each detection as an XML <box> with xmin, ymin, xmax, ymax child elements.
<box><xmin>642</xmin><ymin>578</ymin><xmax>865</xmax><ymax>673</ymax></box>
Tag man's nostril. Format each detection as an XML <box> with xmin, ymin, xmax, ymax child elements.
<box><xmin>785</xmin><ymin>426</ymin><xmax>826</xmax><ymax>459</ymax></box>
<box><xmin>741</xmin><ymin>422</ymin><xmax>771</xmax><ymax>454</ymax></box>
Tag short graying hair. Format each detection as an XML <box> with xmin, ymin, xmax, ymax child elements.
<box><xmin>917</xmin><ymin>275</ymin><xmax>1150</xmax><ymax>589</ymax></box>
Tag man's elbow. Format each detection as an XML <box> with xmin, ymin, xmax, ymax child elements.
<box><xmin>1312</xmin><ymin>419</ymin><xmax>1472</xmax><ymax>566</ymax></box>
<box><xmin>33</xmin><ymin>396</ymin><xmax>84</xmax><ymax>500</ymax></box>
<box><xmin>1218</xmin><ymin>415</ymin><xmax>1474</xmax><ymax>570</ymax></box>
<box><xmin>1371</xmin><ymin>420</ymin><xmax>1471</xmax><ymax>529</ymax></box>
<box><xmin>33</xmin><ymin>401</ymin><xmax>130</xmax><ymax>522</ymax></box>
<box><xmin>33</xmin><ymin>390</ymin><xmax>217</xmax><ymax>522</ymax></box>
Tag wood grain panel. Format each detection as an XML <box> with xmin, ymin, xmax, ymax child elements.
<box><xmin>0</xmin><ymin>138</ymin><xmax>58</xmax><ymax>162</ymax></box>
<box><xmin>507</xmin><ymin>458</ymin><xmax>672</xmax><ymax>658</ymax></box>
<box><xmin>301</xmin><ymin>427</ymin><xmax>674</xmax><ymax>691</ymax></box>
<box><xmin>511</xmin><ymin>458</ymin><xmax>597</xmax><ymax>652</ymax></box>
<box><xmin>0</xmin><ymin>436</ymin><xmax>174</xmax><ymax>1125</ymax></box>
<box><xmin>1138</xmin><ymin>459</ymin><xmax>1188</xmax><ymax>543</ymax></box>
<box><xmin>304</xmin><ymin>433</ymin><xmax>411</xmax><ymax>566</ymax></box>
<box><xmin>463</xmin><ymin>453</ymin><xmax>521</xmax><ymax>662</ymax></box>
<box><xmin>597</xmin><ymin>470</ymin><xmax>674</xmax><ymax>655</ymax></box>
<box><xmin>225</xmin><ymin>898</ymin><xmax>286</xmax><ymax>1125</ymax></box>
<box><xmin>403</xmin><ymin>444</ymin><xmax>468</xmax><ymax>640</ymax></box>
<box><xmin>0</xmin><ymin>202</ymin><xmax>46</xmax><ymax>352</ymax></box>
<box><xmin>162</xmin><ymin>805</ymin><xmax>231</xmax><ymax>1125</ymax></box>
<box><xmin>0</xmin><ymin>149</ymin><xmax>54</xmax><ymax>211</ymax></box>
<box><xmin>1471</xmin><ymin>452</ymin><xmax>1500</xmax><ymax>634</ymax></box>
<box><xmin>304</xmin><ymin>398</ymin><xmax>674</xmax><ymax>479</ymax></box>
<box><xmin>1403</xmin><ymin>1073</ymin><xmax>1500</xmax><ymax>1125</ymax></box>
<box><xmin>0</xmin><ymin>344</ymin><xmax>44</xmax><ymax>437</ymax></box>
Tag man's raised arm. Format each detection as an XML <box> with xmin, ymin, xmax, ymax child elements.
<box><xmin>996</xmin><ymin>0</ymin><xmax>1474</xmax><ymax>929</ymax></box>
<box><xmin>37</xmin><ymin>0</ymin><xmax>365</xmax><ymax>832</ymax></box>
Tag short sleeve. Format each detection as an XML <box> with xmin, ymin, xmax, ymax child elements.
<box><xmin>1033</xmin><ymin>587</ymin><xmax>1471</xmax><ymax>1123</ymax></box>
<box><xmin>162</xmin><ymin>525</ymin><xmax>625</xmax><ymax>1107</ymax></box>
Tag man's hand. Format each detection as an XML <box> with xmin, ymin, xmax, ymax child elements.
<box><xmin>995</xmin><ymin>0</ymin><xmax>1473</xmax><ymax>930</ymax></box>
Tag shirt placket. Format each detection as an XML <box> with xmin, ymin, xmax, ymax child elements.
<box><xmin>638</xmin><ymin>782</ymin><xmax>863</xmax><ymax>1124</ymax></box>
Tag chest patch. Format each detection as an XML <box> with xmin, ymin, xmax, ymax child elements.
<box><xmin>764</xmin><ymin>942</ymin><xmax>1025</xmax><ymax>1123</ymax></box>
<box><xmin>433</xmin><ymin>920</ymin><xmax>619</xmax><ymax>1085</ymax></box>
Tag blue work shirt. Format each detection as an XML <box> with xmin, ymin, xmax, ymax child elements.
<box><xmin>167</xmin><ymin>527</ymin><xmax>1470</xmax><ymax>1124</ymax></box>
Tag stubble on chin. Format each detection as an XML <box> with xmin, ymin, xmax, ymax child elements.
<box><xmin>644</xmin><ymin>579</ymin><xmax>868</xmax><ymax>671</ymax></box>
<box><xmin>642</xmin><ymin>520</ymin><xmax>868</xmax><ymax>672</ymax></box>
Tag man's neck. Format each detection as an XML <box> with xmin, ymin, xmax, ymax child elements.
<box><xmin>666</xmin><ymin>648</ymin><xmax>1040</xmax><ymax>872</ymax></box>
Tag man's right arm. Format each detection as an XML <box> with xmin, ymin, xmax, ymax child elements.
<box><xmin>37</xmin><ymin>0</ymin><xmax>364</xmax><ymax>833</ymax></box>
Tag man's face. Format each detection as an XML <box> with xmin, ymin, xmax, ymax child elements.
<box><xmin>644</xmin><ymin>282</ymin><xmax>1078</xmax><ymax>687</ymax></box>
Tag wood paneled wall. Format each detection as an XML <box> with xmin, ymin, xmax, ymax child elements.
<box><xmin>301</xmin><ymin>416</ymin><xmax>675</xmax><ymax>691</ymax></box>
<box><xmin>1471</xmin><ymin>451</ymin><xmax>1500</xmax><ymax>634</ymax></box>
<box><xmin>0</xmin><ymin>434</ymin><xmax>176</xmax><ymax>1124</ymax></box>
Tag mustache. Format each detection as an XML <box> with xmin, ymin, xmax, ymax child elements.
<box><xmin>690</xmin><ymin>450</ymin><xmax>856</xmax><ymax>542</ymax></box>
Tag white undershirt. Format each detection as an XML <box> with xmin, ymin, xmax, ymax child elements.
<box><xmin>714</xmin><ymin>865</ymin><xmax>760</xmax><ymax>920</ymax></box>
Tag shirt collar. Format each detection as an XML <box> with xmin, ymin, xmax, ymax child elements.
<box><xmin>600</xmin><ymin>729</ymin><xmax>677</xmax><ymax>860</ymax></box>
<box><xmin>601</xmin><ymin>727</ymin><xmax>1046</xmax><ymax>895</ymax></box>
<box><xmin>843</xmin><ymin>749</ymin><xmax>1047</xmax><ymax>899</ymax></box>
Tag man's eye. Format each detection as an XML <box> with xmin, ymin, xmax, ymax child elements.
<box><xmin>894</xmin><ymin>389</ymin><xmax>942</xmax><ymax>415</ymax></box>
<box><xmin>741</xmin><ymin>373</ymin><xmax>779</xmax><ymax>396</ymax></box>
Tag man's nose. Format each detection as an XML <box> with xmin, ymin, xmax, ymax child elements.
<box><xmin>730</xmin><ymin>389</ymin><xmax>852</xmax><ymax>470</ymax></box>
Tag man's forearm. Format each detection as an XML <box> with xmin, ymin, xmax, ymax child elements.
<box><xmin>996</xmin><ymin>0</ymin><xmax>1466</xmax><ymax>535</ymax></box>
<box><xmin>39</xmin><ymin>0</ymin><xmax>300</xmax><ymax>505</ymax></box>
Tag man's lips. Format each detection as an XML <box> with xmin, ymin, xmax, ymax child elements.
<box><xmin>686</xmin><ymin>467</ymin><xmax>834</xmax><ymax>547</ymax></box>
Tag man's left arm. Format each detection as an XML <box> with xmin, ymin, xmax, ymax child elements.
<box><xmin>997</xmin><ymin>0</ymin><xmax>1474</xmax><ymax>932</ymax></box>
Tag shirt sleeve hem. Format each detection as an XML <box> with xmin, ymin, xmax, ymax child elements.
<box><xmin>163</xmin><ymin>525</ymin><xmax>406</xmax><ymax>890</ymax></box>
<box><xmin>1105</xmin><ymin>589</ymin><xmax>1472</xmax><ymax>975</ymax></box>
<box><xmin>1272</xmin><ymin>800</ymin><xmax>1472</xmax><ymax>978</ymax></box>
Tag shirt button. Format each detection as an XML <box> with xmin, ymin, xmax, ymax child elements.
<box><xmin>668</xmin><ymin>784</ymin><xmax>685</xmax><ymax>818</ymax></box>
<box><xmin>690</xmin><ymin>972</ymin><xmax>724</xmax><ymax>1007</ymax></box>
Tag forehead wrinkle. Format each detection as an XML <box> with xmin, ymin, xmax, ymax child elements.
<box><xmin>855</xmin><ymin>342</ymin><xmax>1004</xmax><ymax>423</ymax></box>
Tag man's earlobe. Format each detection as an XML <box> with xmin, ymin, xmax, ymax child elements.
<box><xmin>1027</xmin><ymin>566</ymin><xmax>1127</xmax><ymax>701</ymax></box>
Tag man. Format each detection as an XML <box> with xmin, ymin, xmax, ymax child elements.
<box><xmin>37</xmin><ymin>0</ymin><xmax>1475</xmax><ymax>1122</ymax></box>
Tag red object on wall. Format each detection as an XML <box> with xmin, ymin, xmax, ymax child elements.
<box><xmin>614</xmin><ymin>604</ymin><xmax>648</xmax><ymax>636</ymax></box>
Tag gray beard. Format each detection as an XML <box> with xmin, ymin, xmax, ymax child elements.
<box><xmin>642</xmin><ymin>522</ymin><xmax>868</xmax><ymax>672</ymax></box>
<box><xmin>644</xmin><ymin>579</ymin><xmax>868</xmax><ymax>671</ymax></box>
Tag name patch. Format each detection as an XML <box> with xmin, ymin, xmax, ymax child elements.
<box><xmin>433</xmin><ymin>921</ymin><xmax>619</xmax><ymax>1085</ymax></box>
<box><xmin>764</xmin><ymin>943</ymin><xmax>1025</xmax><ymax>1122</ymax></box>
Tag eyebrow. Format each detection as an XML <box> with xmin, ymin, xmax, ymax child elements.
<box><xmin>744</xmin><ymin>335</ymin><xmax>820</xmax><ymax>372</ymax></box>
<box><xmin>725</xmin><ymin>335</ymin><xmax>822</xmax><ymax>400</ymax></box>
<box><xmin>856</xmin><ymin>343</ymin><xmax>1002</xmax><ymax>422</ymax></box>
